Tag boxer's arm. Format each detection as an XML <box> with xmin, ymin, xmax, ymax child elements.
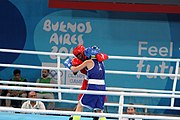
<box><xmin>80</xmin><ymin>68</ymin><xmax>87</xmax><ymax>75</ymax></box>
<box><xmin>72</xmin><ymin>58</ymin><xmax>83</xmax><ymax>75</ymax></box>
<box><xmin>96</xmin><ymin>53</ymin><xmax>108</xmax><ymax>62</ymax></box>
<box><xmin>71</xmin><ymin>59</ymin><xmax>93</xmax><ymax>73</ymax></box>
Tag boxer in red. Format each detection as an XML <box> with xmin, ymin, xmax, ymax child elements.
<box><xmin>72</xmin><ymin>44</ymin><xmax>88</xmax><ymax>101</ymax></box>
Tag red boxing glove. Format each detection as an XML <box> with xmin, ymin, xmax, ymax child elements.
<box><xmin>104</xmin><ymin>96</ymin><xmax>108</xmax><ymax>102</ymax></box>
<box><xmin>80</xmin><ymin>68</ymin><xmax>87</xmax><ymax>75</ymax></box>
<box><xmin>78</xmin><ymin>79</ymin><xmax>88</xmax><ymax>100</ymax></box>
<box><xmin>72</xmin><ymin>57</ymin><xmax>83</xmax><ymax>66</ymax></box>
<box><xmin>96</xmin><ymin>53</ymin><xmax>108</xmax><ymax>62</ymax></box>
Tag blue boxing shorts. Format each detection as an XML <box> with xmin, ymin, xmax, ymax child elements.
<box><xmin>80</xmin><ymin>84</ymin><xmax>106</xmax><ymax>110</ymax></box>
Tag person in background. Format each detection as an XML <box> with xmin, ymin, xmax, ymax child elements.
<box><xmin>36</xmin><ymin>69</ymin><xmax>56</xmax><ymax>110</ymax></box>
<box><xmin>0</xmin><ymin>78</ymin><xmax>8</xmax><ymax>106</ymax></box>
<box><xmin>122</xmin><ymin>104</ymin><xmax>143</xmax><ymax>120</ymax></box>
<box><xmin>6</xmin><ymin>69</ymin><xmax>28</xmax><ymax>108</ymax></box>
<box><xmin>21</xmin><ymin>91</ymin><xmax>46</xmax><ymax>110</ymax></box>
<box><xmin>0</xmin><ymin>81</ymin><xmax>7</xmax><ymax>106</ymax></box>
<box><xmin>0</xmin><ymin>82</ymin><xmax>2</xmax><ymax>106</ymax></box>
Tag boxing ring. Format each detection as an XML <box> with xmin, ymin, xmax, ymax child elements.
<box><xmin>0</xmin><ymin>111</ymin><xmax>87</xmax><ymax>120</ymax></box>
<box><xmin>0</xmin><ymin>48</ymin><xmax>180</xmax><ymax>120</ymax></box>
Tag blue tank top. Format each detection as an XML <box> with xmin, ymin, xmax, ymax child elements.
<box><xmin>87</xmin><ymin>59</ymin><xmax>105</xmax><ymax>80</ymax></box>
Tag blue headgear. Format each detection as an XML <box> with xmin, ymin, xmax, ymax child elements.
<box><xmin>84</xmin><ymin>45</ymin><xmax>100</xmax><ymax>58</ymax></box>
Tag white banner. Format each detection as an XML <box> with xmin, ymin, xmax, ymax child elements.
<box><xmin>66</xmin><ymin>71</ymin><xmax>86</xmax><ymax>85</ymax></box>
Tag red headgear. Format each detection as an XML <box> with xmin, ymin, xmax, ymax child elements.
<box><xmin>73</xmin><ymin>44</ymin><xmax>87</xmax><ymax>61</ymax></box>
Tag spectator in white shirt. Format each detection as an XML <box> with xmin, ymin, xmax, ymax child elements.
<box><xmin>21</xmin><ymin>91</ymin><xmax>45</xmax><ymax>110</ymax></box>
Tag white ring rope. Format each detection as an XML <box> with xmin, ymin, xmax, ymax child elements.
<box><xmin>0</xmin><ymin>48</ymin><xmax>180</xmax><ymax>61</ymax></box>
<box><xmin>0</xmin><ymin>63</ymin><xmax>180</xmax><ymax>77</ymax></box>
<box><xmin>109</xmin><ymin>55</ymin><xmax>180</xmax><ymax>62</ymax></box>
<box><xmin>3</xmin><ymin>106</ymin><xmax>179</xmax><ymax>120</ymax></box>
<box><xmin>0</xmin><ymin>48</ymin><xmax>73</xmax><ymax>57</ymax></box>
<box><xmin>1</xmin><ymin>95</ymin><xmax>180</xmax><ymax>111</ymax></box>
<box><xmin>1</xmin><ymin>85</ymin><xmax>180</xmax><ymax>98</ymax></box>
<box><xmin>0</xmin><ymin>107</ymin><xmax>118</xmax><ymax>118</ymax></box>
<box><xmin>0</xmin><ymin>80</ymin><xmax>180</xmax><ymax>94</ymax></box>
<box><xmin>0</xmin><ymin>107</ymin><xmax>180</xmax><ymax>120</ymax></box>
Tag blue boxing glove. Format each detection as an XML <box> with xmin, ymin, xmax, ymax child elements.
<box><xmin>64</xmin><ymin>58</ymin><xmax>72</xmax><ymax>69</ymax></box>
<box><xmin>84</xmin><ymin>46</ymin><xmax>100</xmax><ymax>58</ymax></box>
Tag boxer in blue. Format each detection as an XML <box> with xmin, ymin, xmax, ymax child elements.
<box><xmin>64</xmin><ymin>45</ymin><xmax>108</xmax><ymax>120</ymax></box>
